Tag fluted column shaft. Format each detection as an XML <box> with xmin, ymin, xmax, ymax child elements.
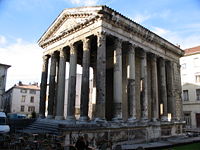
<box><xmin>95</xmin><ymin>32</ymin><xmax>106</xmax><ymax>121</ymax></box>
<box><xmin>140</xmin><ymin>51</ymin><xmax>148</xmax><ymax>120</ymax></box>
<box><xmin>39</xmin><ymin>55</ymin><xmax>49</xmax><ymax>118</ymax></box>
<box><xmin>80</xmin><ymin>38</ymin><xmax>90</xmax><ymax>121</ymax></box>
<box><xmin>47</xmin><ymin>53</ymin><xmax>57</xmax><ymax>119</ymax></box>
<box><xmin>159</xmin><ymin>58</ymin><xmax>168</xmax><ymax>120</ymax></box>
<box><xmin>151</xmin><ymin>54</ymin><xmax>159</xmax><ymax>121</ymax></box>
<box><xmin>113</xmin><ymin>38</ymin><xmax>123</xmax><ymax>121</ymax></box>
<box><xmin>53</xmin><ymin>57</ymin><xmax>59</xmax><ymax>117</ymax></box>
<box><xmin>66</xmin><ymin>44</ymin><xmax>77</xmax><ymax>121</ymax></box>
<box><xmin>166</xmin><ymin>61</ymin><xmax>175</xmax><ymax>120</ymax></box>
<box><xmin>127</xmin><ymin>45</ymin><xmax>137</xmax><ymax>121</ymax></box>
<box><xmin>55</xmin><ymin>49</ymin><xmax>66</xmax><ymax>120</ymax></box>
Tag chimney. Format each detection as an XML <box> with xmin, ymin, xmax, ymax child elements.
<box><xmin>18</xmin><ymin>81</ymin><xmax>22</xmax><ymax>86</ymax></box>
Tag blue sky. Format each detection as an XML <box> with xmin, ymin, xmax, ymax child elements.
<box><xmin>0</xmin><ymin>0</ymin><xmax>200</xmax><ymax>89</ymax></box>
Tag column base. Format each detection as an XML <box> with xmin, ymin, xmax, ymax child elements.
<box><xmin>55</xmin><ymin>116</ymin><xmax>64</xmax><ymax>120</ymax></box>
<box><xmin>140</xmin><ymin>117</ymin><xmax>149</xmax><ymax>123</ymax></box>
<box><xmin>112</xmin><ymin>117</ymin><xmax>123</xmax><ymax>122</ymax></box>
<box><xmin>79</xmin><ymin>116</ymin><xmax>89</xmax><ymax>122</ymax></box>
<box><xmin>39</xmin><ymin>114</ymin><xmax>45</xmax><ymax>119</ymax></box>
<box><xmin>47</xmin><ymin>115</ymin><xmax>54</xmax><ymax>119</ymax></box>
<box><xmin>66</xmin><ymin>116</ymin><xmax>76</xmax><ymax>122</ymax></box>
<box><xmin>93</xmin><ymin>117</ymin><xmax>107</xmax><ymax>123</ymax></box>
<box><xmin>151</xmin><ymin>118</ymin><xmax>159</xmax><ymax>122</ymax></box>
<box><xmin>127</xmin><ymin>117</ymin><xmax>137</xmax><ymax>123</ymax></box>
<box><xmin>161</xmin><ymin>116</ymin><xmax>168</xmax><ymax>122</ymax></box>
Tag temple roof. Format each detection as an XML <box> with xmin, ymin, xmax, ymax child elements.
<box><xmin>38</xmin><ymin>5</ymin><xmax>183</xmax><ymax>56</ymax></box>
<box><xmin>0</xmin><ymin>63</ymin><xmax>11</xmax><ymax>68</ymax></box>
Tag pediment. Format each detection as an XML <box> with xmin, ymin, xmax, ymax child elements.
<box><xmin>39</xmin><ymin>6</ymin><xmax>103</xmax><ymax>45</ymax></box>
<box><xmin>49</xmin><ymin>15</ymin><xmax>96</xmax><ymax>40</ymax></box>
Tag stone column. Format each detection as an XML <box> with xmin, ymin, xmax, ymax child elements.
<box><xmin>151</xmin><ymin>54</ymin><xmax>159</xmax><ymax>121</ymax></box>
<box><xmin>127</xmin><ymin>44</ymin><xmax>137</xmax><ymax>122</ymax></box>
<box><xmin>66</xmin><ymin>44</ymin><xmax>77</xmax><ymax>121</ymax></box>
<box><xmin>95</xmin><ymin>32</ymin><xmax>106</xmax><ymax>121</ymax></box>
<box><xmin>53</xmin><ymin>57</ymin><xmax>59</xmax><ymax>117</ymax></box>
<box><xmin>55</xmin><ymin>49</ymin><xmax>66</xmax><ymax>120</ymax></box>
<box><xmin>47</xmin><ymin>53</ymin><xmax>57</xmax><ymax>119</ymax></box>
<box><xmin>159</xmin><ymin>58</ymin><xmax>168</xmax><ymax>121</ymax></box>
<box><xmin>140</xmin><ymin>51</ymin><xmax>148</xmax><ymax>120</ymax></box>
<box><xmin>80</xmin><ymin>38</ymin><xmax>90</xmax><ymax>121</ymax></box>
<box><xmin>39</xmin><ymin>55</ymin><xmax>49</xmax><ymax>118</ymax></box>
<box><xmin>112</xmin><ymin>38</ymin><xmax>123</xmax><ymax>121</ymax></box>
<box><xmin>166</xmin><ymin>61</ymin><xmax>175</xmax><ymax>121</ymax></box>
<box><xmin>90</xmin><ymin>67</ymin><xmax>96</xmax><ymax>119</ymax></box>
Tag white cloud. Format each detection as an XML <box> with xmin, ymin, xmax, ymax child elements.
<box><xmin>151</xmin><ymin>27</ymin><xmax>169</xmax><ymax>36</ymax></box>
<box><xmin>133</xmin><ymin>14</ymin><xmax>151</xmax><ymax>24</ymax></box>
<box><xmin>0</xmin><ymin>35</ymin><xmax>7</xmax><ymax>45</ymax></box>
<box><xmin>69</xmin><ymin>0</ymin><xmax>99</xmax><ymax>6</ymax></box>
<box><xmin>0</xmin><ymin>38</ymin><xmax>43</xmax><ymax>89</ymax></box>
<box><xmin>150</xmin><ymin>26</ymin><xmax>200</xmax><ymax>49</ymax></box>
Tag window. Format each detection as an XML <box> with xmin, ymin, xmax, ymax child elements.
<box><xmin>194</xmin><ymin>58</ymin><xmax>200</xmax><ymax>67</ymax></box>
<box><xmin>29</xmin><ymin>89</ymin><xmax>36</xmax><ymax>94</ymax></box>
<box><xmin>181</xmin><ymin>63</ymin><xmax>186</xmax><ymax>69</ymax></box>
<box><xmin>28</xmin><ymin>106</ymin><xmax>35</xmax><ymax>112</ymax></box>
<box><xmin>183</xmin><ymin>90</ymin><xmax>189</xmax><ymax>101</ymax></box>
<box><xmin>20</xmin><ymin>89</ymin><xmax>27</xmax><ymax>93</ymax></box>
<box><xmin>196</xmin><ymin>89</ymin><xmax>200</xmax><ymax>101</ymax></box>
<box><xmin>183</xmin><ymin>113</ymin><xmax>191</xmax><ymax>128</ymax></box>
<box><xmin>195</xmin><ymin>75</ymin><xmax>200</xmax><ymax>83</ymax></box>
<box><xmin>0</xmin><ymin>76</ymin><xmax>4</xmax><ymax>87</ymax></box>
<box><xmin>21</xmin><ymin>106</ymin><xmax>25</xmax><ymax>112</ymax></box>
<box><xmin>21</xmin><ymin>95</ymin><xmax>26</xmax><ymax>102</ymax></box>
<box><xmin>30</xmin><ymin>96</ymin><xmax>34</xmax><ymax>103</ymax></box>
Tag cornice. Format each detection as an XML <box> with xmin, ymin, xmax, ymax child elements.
<box><xmin>100</xmin><ymin>9</ymin><xmax>183</xmax><ymax>56</ymax></box>
<box><xmin>40</xmin><ymin>15</ymin><xmax>100</xmax><ymax>48</ymax></box>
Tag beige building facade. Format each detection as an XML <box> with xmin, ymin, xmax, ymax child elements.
<box><xmin>180</xmin><ymin>46</ymin><xmax>200</xmax><ymax>128</ymax></box>
<box><xmin>2</xmin><ymin>82</ymin><xmax>40</xmax><ymax>115</ymax></box>
<box><xmin>38</xmin><ymin>6</ymin><xmax>184</xmax><ymax>123</ymax></box>
<box><xmin>0</xmin><ymin>63</ymin><xmax>10</xmax><ymax>110</ymax></box>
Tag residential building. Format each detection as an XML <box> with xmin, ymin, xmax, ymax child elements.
<box><xmin>0</xmin><ymin>63</ymin><xmax>10</xmax><ymax>110</ymax></box>
<box><xmin>180</xmin><ymin>45</ymin><xmax>200</xmax><ymax>128</ymax></box>
<box><xmin>2</xmin><ymin>82</ymin><xmax>40</xmax><ymax>116</ymax></box>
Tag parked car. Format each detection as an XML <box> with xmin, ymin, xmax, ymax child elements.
<box><xmin>0</xmin><ymin>112</ymin><xmax>10</xmax><ymax>134</ymax></box>
<box><xmin>7</xmin><ymin>113</ymin><xmax>27</xmax><ymax>119</ymax></box>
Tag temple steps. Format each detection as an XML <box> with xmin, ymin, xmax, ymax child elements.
<box><xmin>19</xmin><ymin>119</ymin><xmax>61</xmax><ymax>135</ymax></box>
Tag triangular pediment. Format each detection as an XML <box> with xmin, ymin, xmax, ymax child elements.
<box><xmin>50</xmin><ymin>15</ymin><xmax>96</xmax><ymax>39</ymax></box>
<box><xmin>38</xmin><ymin>6</ymin><xmax>103</xmax><ymax>45</ymax></box>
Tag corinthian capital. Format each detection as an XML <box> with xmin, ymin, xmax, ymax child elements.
<box><xmin>59</xmin><ymin>48</ymin><xmax>66</xmax><ymax>57</ymax></box>
<box><xmin>97</xmin><ymin>31</ymin><xmax>106</xmax><ymax>47</ymax></box>
<box><xmin>83</xmin><ymin>38</ymin><xmax>91</xmax><ymax>51</ymax></box>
